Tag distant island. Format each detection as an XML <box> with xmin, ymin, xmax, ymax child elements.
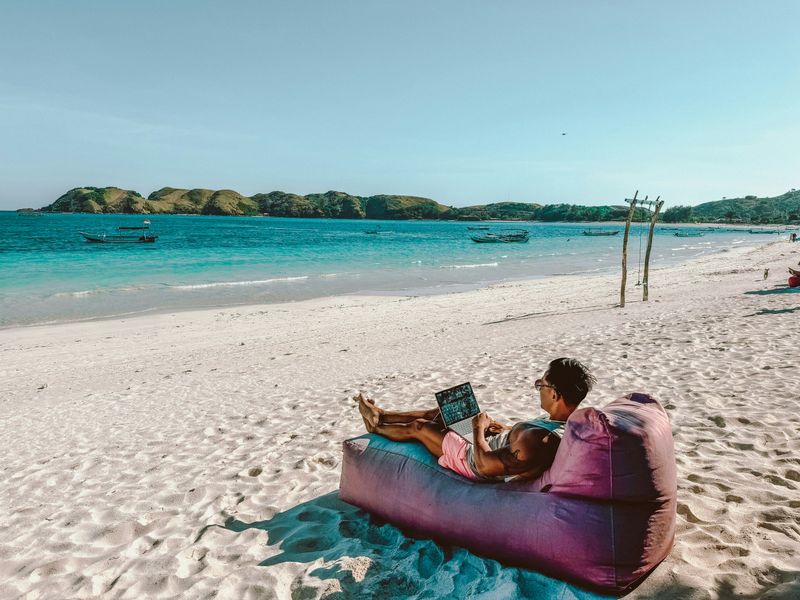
<box><xmin>37</xmin><ymin>186</ymin><xmax>800</xmax><ymax>224</ymax></box>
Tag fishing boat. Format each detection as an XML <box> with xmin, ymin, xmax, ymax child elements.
<box><xmin>582</xmin><ymin>230</ymin><xmax>619</xmax><ymax>236</ymax></box>
<box><xmin>470</xmin><ymin>229</ymin><xmax>529</xmax><ymax>243</ymax></box>
<box><xmin>674</xmin><ymin>232</ymin><xmax>704</xmax><ymax>238</ymax></box>
<box><xmin>79</xmin><ymin>220</ymin><xmax>157</xmax><ymax>243</ymax></box>
<box><xmin>467</xmin><ymin>226</ymin><xmax>490</xmax><ymax>230</ymax></box>
<box><xmin>747</xmin><ymin>229</ymin><xmax>783</xmax><ymax>234</ymax></box>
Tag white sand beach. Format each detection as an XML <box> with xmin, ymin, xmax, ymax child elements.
<box><xmin>1</xmin><ymin>240</ymin><xmax>799</xmax><ymax>599</ymax></box>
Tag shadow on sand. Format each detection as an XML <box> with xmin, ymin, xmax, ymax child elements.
<box><xmin>222</xmin><ymin>491</ymin><xmax>609</xmax><ymax>599</ymax></box>
<box><xmin>744</xmin><ymin>286</ymin><xmax>800</xmax><ymax>296</ymax></box>
<box><xmin>223</xmin><ymin>492</ymin><xmax>800</xmax><ymax>599</ymax></box>
<box><xmin>744</xmin><ymin>306</ymin><xmax>800</xmax><ymax>317</ymax></box>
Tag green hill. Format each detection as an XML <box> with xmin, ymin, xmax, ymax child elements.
<box><xmin>40</xmin><ymin>186</ymin><xmax>800</xmax><ymax>223</ymax></box>
<box><xmin>661</xmin><ymin>190</ymin><xmax>800</xmax><ymax>224</ymax></box>
<box><xmin>689</xmin><ymin>190</ymin><xmax>800</xmax><ymax>224</ymax></box>
<box><xmin>145</xmin><ymin>188</ymin><xmax>258</xmax><ymax>215</ymax></box>
<box><xmin>456</xmin><ymin>202</ymin><xmax>541</xmax><ymax>220</ymax></box>
<box><xmin>251</xmin><ymin>191</ymin><xmax>321</xmax><ymax>217</ymax></box>
<box><xmin>42</xmin><ymin>187</ymin><xmax>450</xmax><ymax>219</ymax></box>
<box><xmin>364</xmin><ymin>195</ymin><xmax>449</xmax><ymax>219</ymax></box>
<box><xmin>43</xmin><ymin>187</ymin><xmax>147</xmax><ymax>213</ymax></box>
<box><xmin>306</xmin><ymin>191</ymin><xmax>367</xmax><ymax>218</ymax></box>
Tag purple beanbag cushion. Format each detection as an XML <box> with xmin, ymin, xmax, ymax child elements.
<box><xmin>339</xmin><ymin>393</ymin><xmax>677</xmax><ymax>595</ymax></box>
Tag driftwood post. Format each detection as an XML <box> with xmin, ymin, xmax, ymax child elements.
<box><xmin>620</xmin><ymin>191</ymin><xmax>639</xmax><ymax>308</ymax></box>
<box><xmin>642</xmin><ymin>197</ymin><xmax>664</xmax><ymax>301</ymax></box>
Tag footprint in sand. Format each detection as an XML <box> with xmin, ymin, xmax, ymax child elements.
<box><xmin>714</xmin><ymin>543</ymin><xmax>750</xmax><ymax>557</ymax></box>
<box><xmin>764</xmin><ymin>474</ymin><xmax>795</xmax><ymax>488</ymax></box>
<box><xmin>297</xmin><ymin>508</ymin><xmax>336</xmax><ymax>524</ymax></box>
<box><xmin>283</xmin><ymin>532</ymin><xmax>336</xmax><ymax>554</ymax></box>
<box><xmin>730</xmin><ymin>441</ymin><xmax>755</xmax><ymax>451</ymax></box>
<box><xmin>372</xmin><ymin>573</ymin><xmax>418</xmax><ymax>597</ymax></box>
<box><xmin>415</xmin><ymin>545</ymin><xmax>444</xmax><ymax>578</ymax></box>
<box><xmin>338</xmin><ymin>519</ymin><xmax>367</xmax><ymax>540</ymax></box>
<box><xmin>677</xmin><ymin>502</ymin><xmax>706</xmax><ymax>524</ymax></box>
<box><xmin>365</xmin><ymin>523</ymin><xmax>396</xmax><ymax>547</ymax></box>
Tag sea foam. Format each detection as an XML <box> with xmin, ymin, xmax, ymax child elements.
<box><xmin>170</xmin><ymin>276</ymin><xmax>309</xmax><ymax>290</ymax></box>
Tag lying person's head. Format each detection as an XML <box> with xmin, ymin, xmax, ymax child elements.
<box><xmin>536</xmin><ymin>357</ymin><xmax>596</xmax><ymax>419</ymax></box>
<box><xmin>499</xmin><ymin>423</ymin><xmax>562</xmax><ymax>480</ymax></box>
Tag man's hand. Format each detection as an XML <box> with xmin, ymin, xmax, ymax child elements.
<box><xmin>485</xmin><ymin>421</ymin><xmax>505</xmax><ymax>436</ymax></box>
<box><xmin>472</xmin><ymin>411</ymin><xmax>491</xmax><ymax>433</ymax></box>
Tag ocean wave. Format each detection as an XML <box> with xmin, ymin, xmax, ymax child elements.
<box><xmin>170</xmin><ymin>276</ymin><xmax>309</xmax><ymax>290</ymax></box>
<box><xmin>439</xmin><ymin>262</ymin><xmax>499</xmax><ymax>269</ymax></box>
<box><xmin>51</xmin><ymin>286</ymin><xmax>144</xmax><ymax>299</ymax></box>
<box><xmin>552</xmin><ymin>267</ymin><xmax>605</xmax><ymax>276</ymax></box>
<box><xmin>58</xmin><ymin>289</ymin><xmax>97</xmax><ymax>298</ymax></box>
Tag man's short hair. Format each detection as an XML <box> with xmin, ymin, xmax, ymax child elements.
<box><xmin>546</xmin><ymin>358</ymin><xmax>596</xmax><ymax>407</ymax></box>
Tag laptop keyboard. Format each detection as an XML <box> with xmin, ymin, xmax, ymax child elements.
<box><xmin>449</xmin><ymin>419</ymin><xmax>474</xmax><ymax>440</ymax></box>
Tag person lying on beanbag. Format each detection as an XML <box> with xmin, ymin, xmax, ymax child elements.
<box><xmin>356</xmin><ymin>357</ymin><xmax>595</xmax><ymax>482</ymax></box>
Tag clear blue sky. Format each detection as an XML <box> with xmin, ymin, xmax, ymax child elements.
<box><xmin>1</xmin><ymin>1</ymin><xmax>799</xmax><ymax>209</ymax></box>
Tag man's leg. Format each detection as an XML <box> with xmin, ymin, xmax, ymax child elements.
<box><xmin>356</xmin><ymin>393</ymin><xmax>442</xmax><ymax>429</ymax></box>
<box><xmin>372</xmin><ymin>419</ymin><xmax>447</xmax><ymax>458</ymax></box>
<box><xmin>379</xmin><ymin>406</ymin><xmax>441</xmax><ymax>425</ymax></box>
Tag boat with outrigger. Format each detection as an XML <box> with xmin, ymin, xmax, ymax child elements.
<box><xmin>582</xmin><ymin>230</ymin><xmax>619</xmax><ymax>236</ymax></box>
<box><xmin>79</xmin><ymin>220</ymin><xmax>158</xmax><ymax>243</ymax></box>
<box><xmin>470</xmin><ymin>229</ymin><xmax>529</xmax><ymax>243</ymax></box>
<box><xmin>674</xmin><ymin>231</ymin><xmax>704</xmax><ymax>238</ymax></box>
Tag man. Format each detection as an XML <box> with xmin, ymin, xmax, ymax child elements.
<box><xmin>357</xmin><ymin>357</ymin><xmax>595</xmax><ymax>481</ymax></box>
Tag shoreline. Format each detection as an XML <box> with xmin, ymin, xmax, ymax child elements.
<box><xmin>0</xmin><ymin>237</ymin><xmax>777</xmax><ymax>331</ymax></box>
<box><xmin>2</xmin><ymin>239</ymin><xmax>799</xmax><ymax>598</ymax></box>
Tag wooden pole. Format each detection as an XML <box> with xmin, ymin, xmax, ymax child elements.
<box><xmin>642</xmin><ymin>197</ymin><xmax>663</xmax><ymax>301</ymax></box>
<box><xmin>620</xmin><ymin>191</ymin><xmax>639</xmax><ymax>308</ymax></box>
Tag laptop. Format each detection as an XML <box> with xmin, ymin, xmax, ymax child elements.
<box><xmin>435</xmin><ymin>382</ymin><xmax>480</xmax><ymax>442</ymax></box>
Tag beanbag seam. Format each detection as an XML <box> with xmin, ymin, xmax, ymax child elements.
<box><xmin>599</xmin><ymin>410</ymin><xmax>618</xmax><ymax>590</ymax></box>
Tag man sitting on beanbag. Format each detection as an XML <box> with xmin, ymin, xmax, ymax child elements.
<box><xmin>357</xmin><ymin>357</ymin><xmax>595</xmax><ymax>482</ymax></box>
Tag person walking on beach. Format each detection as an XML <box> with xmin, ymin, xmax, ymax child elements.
<box><xmin>357</xmin><ymin>357</ymin><xmax>595</xmax><ymax>482</ymax></box>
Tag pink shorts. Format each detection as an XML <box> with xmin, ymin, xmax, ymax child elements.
<box><xmin>438</xmin><ymin>431</ymin><xmax>479</xmax><ymax>480</ymax></box>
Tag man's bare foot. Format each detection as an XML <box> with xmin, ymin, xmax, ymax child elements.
<box><xmin>355</xmin><ymin>392</ymin><xmax>382</xmax><ymax>432</ymax></box>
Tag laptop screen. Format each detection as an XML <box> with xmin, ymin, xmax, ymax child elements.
<box><xmin>435</xmin><ymin>382</ymin><xmax>480</xmax><ymax>426</ymax></box>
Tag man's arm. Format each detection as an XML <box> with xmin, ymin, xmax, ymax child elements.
<box><xmin>471</xmin><ymin>412</ymin><xmax>509</xmax><ymax>478</ymax></box>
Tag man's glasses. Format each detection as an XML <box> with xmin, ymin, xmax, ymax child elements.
<box><xmin>534</xmin><ymin>378</ymin><xmax>556</xmax><ymax>392</ymax></box>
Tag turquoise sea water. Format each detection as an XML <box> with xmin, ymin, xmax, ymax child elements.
<box><xmin>0</xmin><ymin>212</ymin><xmax>787</xmax><ymax>327</ymax></box>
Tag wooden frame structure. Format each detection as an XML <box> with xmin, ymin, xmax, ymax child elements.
<box><xmin>620</xmin><ymin>192</ymin><xmax>664</xmax><ymax>307</ymax></box>
<box><xmin>642</xmin><ymin>197</ymin><xmax>664</xmax><ymax>301</ymax></box>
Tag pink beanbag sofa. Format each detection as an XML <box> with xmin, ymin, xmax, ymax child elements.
<box><xmin>339</xmin><ymin>393</ymin><xmax>677</xmax><ymax>595</ymax></box>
